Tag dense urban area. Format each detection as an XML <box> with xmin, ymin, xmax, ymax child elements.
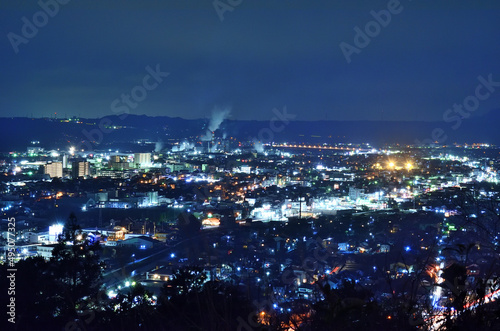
<box><xmin>2</xmin><ymin>0</ymin><xmax>499</xmax><ymax>329</ymax></box>
<box><xmin>1</xmin><ymin>120</ymin><xmax>500</xmax><ymax>330</ymax></box>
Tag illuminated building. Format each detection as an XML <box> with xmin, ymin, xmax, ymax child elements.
<box><xmin>48</xmin><ymin>224</ymin><xmax>64</xmax><ymax>242</ymax></box>
<box><xmin>202</xmin><ymin>217</ymin><xmax>220</xmax><ymax>228</ymax></box>
<box><xmin>44</xmin><ymin>161</ymin><xmax>63</xmax><ymax>178</ymax></box>
<box><xmin>72</xmin><ymin>161</ymin><xmax>90</xmax><ymax>178</ymax></box>
<box><xmin>134</xmin><ymin>153</ymin><xmax>152</xmax><ymax>168</ymax></box>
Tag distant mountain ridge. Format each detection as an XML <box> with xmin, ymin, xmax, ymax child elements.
<box><xmin>0</xmin><ymin>110</ymin><xmax>498</xmax><ymax>152</ymax></box>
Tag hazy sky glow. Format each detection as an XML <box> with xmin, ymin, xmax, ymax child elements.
<box><xmin>1</xmin><ymin>0</ymin><xmax>500</xmax><ymax>121</ymax></box>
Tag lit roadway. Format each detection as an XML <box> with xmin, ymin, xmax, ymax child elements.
<box><xmin>101</xmin><ymin>232</ymin><xmax>212</xmax><ymax>293</ymax></box>
<box><xmin>425</xmin><ymin>215</ymin><xmax>450</xmax><ymax>330</ymax></box>
<box><xmin>425</xmin><ymin>222</ymin><xmax>499</xmax><ymax>330</ymax></box>
<box><xmin>426</xmin><ymin>287</ymin><xmax>500</xmax><ymax>330</ymax></box>
<box><xmin>271</xmin><ymin>143</ymin><xmax>360</xmax><ymax>151</ymax></box>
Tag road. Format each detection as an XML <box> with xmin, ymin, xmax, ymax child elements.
<box><xmin>101</xmin><ymin>232</ymin><xmax>213</xmax><ymax>295</ymax></box>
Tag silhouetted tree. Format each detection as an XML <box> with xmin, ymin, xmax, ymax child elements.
<box><xmin>158</xmin><ymin>271</ymin><xmax>255</xmax><ymax>331</ymax></box>
<box><xmin>176</xmin><ymin>212</ymin><xmax>201</xmax><ymax>238</ymax></box>
<box><xmin>0</xmin><ymin>213</ymin><xmax>104</xmax><ymax>330</ymax></box>
<box><xmin>49</xmin><ymin>213</ymin><xmax>103</xmax><ymax>328</ymax></box>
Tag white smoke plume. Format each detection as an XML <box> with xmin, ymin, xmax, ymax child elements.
<box><xmin>200</xmin><ymin>130</ymin><xmax>213</xmax><ymax>142</ymax></box>
<box><xmin>208</xmin><ymin>107</ymin><xmax>231</xmax><ymax>132</ymax></box>
<box><xmin>172</xmin><ymin>140</ymin><xmax>195</xmax><ymax>152</ymax></box>
<box><xmin>201</xmin><ymin>106</ymin><xmax>231</xmax><ymax>141</ymax></box>
<box><xmin>253</xmin><ymin>139</ymin><xmax>264</xmax><ymax>153</ymax></box>
<box><xmin>155</xmin><ymin>141</ymin><xmax>164</xmax><ymax>152</ymax></box>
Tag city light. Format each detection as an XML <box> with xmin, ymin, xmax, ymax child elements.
<box><xmin>2</xmin><ymin>116</ymin><xmax>499</xmax><ymax>330</ymax></box>
<box><xmin>48</xmin><ymin>224</ymin><xmax>64</xmax><ymax>242</ymax></box>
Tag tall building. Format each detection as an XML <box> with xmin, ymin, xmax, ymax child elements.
<box><xmin>62</xmin><ymin>154</ymin><xmax>68</xmax><ymax>169</ymax></box>
<box><xmin>109</xmin><ymin>155</ymin><xmax>129</xmax><ymax>170</ymax></box>
<box><xmin>44</xmin><ymin>162</ymin><xmax>63</xmax><ymax>178</ymax></box>
<box><xmin>72</xmin><ymin>161</ymin><xmax>90</xmax><ymax>179</ymax></box>
<box><xmin>134</xmin><ymin>153</ymin><xmax>152</xmax><ymax>168</ymax></box>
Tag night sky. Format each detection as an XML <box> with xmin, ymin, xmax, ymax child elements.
<box><xmin>1</xmin><ymin>0</ymin><xmax>500</xmax><ymax>122</ymax></box>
